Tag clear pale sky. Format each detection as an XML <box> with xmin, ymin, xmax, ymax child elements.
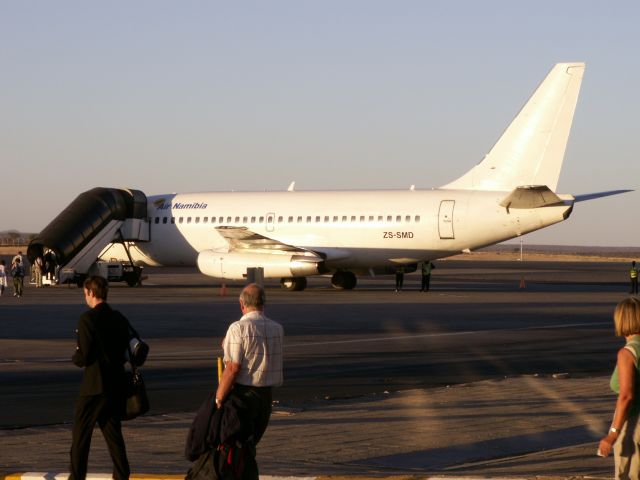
<box><xmin>1</xmin><ymin>1</ymin><xmax>638</xmax><ymax>246</ymax></box>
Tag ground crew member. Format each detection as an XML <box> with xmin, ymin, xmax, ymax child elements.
<box><xmin>421</xmin><ymin>261</ymin><xmax>435</xmax><ymax>292</ymax></box>
<box><xmin>395</xmin><ymin>266</ymin><xmax>405</xmax><ymax>292</ymax></box>
<box><xmin>631</xmin><ymin>261</ymin><xmax>638</xmax><ymax>295</ymax></box>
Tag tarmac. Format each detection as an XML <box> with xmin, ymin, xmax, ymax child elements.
<box><xmin>0</xmin><ymin>375</ymin><xmax>617</xmax><ymax>480</ymax></box>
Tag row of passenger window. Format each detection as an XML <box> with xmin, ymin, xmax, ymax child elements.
<box><xmin>151</xmin><ymin>214</ymin><xmax>422</xmax><ymax>225</ymax></box>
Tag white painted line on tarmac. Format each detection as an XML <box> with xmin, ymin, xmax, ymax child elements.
<box><xmin>285</xmin><ymin>321</ymin><xmax>611</xmax><ymax>349</ymax></box>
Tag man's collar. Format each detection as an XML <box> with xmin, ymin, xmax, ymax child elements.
<box><xmin>240</xmin><ymin>310</ymin><xmax>264</xmax><ymax>321</ymax></box>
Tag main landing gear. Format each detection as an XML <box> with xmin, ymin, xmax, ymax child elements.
<box><xmin>280</xmin><ymin>271</ymin><xmax>358</xmax><ymax>291</ymax></box>
<box><xmin>331</xmin><ymin>271</ymin><xmax>357</xmax><ymax>290</ymax></box>
<box><xmin>280</xmin><ymin>277</ymin><xmax>308</xmax><ymax>291</ymax></box>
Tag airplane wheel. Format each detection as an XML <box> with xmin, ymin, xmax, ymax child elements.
<box><xmin>331</xmin><ymin>271</ymin><xmax>357</xmax><ymax>290</ymax></box>
<box><xmin>280</xmin><ymin>277</ymin><xmax>307</xmax><ymax>291</ymax></box>
<box><xmin>344</xmin><ymin>271</ymin><xmax>357</xmax><ymax>290</ymax></box>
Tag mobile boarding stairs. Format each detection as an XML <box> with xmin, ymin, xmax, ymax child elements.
<box><xmin>27</xmin><ymin>188</ymin><xmax>149</xmax><ymax>287</ymax></box>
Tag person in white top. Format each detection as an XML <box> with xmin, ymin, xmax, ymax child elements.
<box><xmin>216</xmin><ymin>283</ymin><xmax>284</xmax><ymax>445</ymax></box>
<box><xmin>0</xmin><ymin>260</ymin><xmax>7</xmax><ymax>296</ymax></box>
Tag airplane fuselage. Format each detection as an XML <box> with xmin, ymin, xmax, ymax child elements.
<box><xmin>122</xmin><ymin>189</ymin><xmax>572</xmax><ymax>273</ymax></box>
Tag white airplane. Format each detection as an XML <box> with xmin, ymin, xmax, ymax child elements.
<box><xmin>28</xmin><ymin>62</ymin><xmax>629</xmax><ymax>290</ymax></box>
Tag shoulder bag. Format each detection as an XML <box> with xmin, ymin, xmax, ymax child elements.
<box><xmin>123</xmin><ymin>348</ymin><xmax>150</xmax><ymax>420</ymax></box>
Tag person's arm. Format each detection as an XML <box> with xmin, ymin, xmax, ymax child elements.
<box><xmin>72</xmin><ymin>315</ymin><xmax>96</xmax><ymax>367</ymax></box>
<box><xmin>72</xmin><ymin>322</ymin><xmax>87</xmax><ymax>367</ymax></box>
<box><xmin>215</xmin><ymin>325</ymin><xmax>244</xmax><ymax>408</ymax></box>
<box><xmin>599</xmin><ymin>347</ymin><xmax>636</xmax><ymax>456</ymax></box>
<box><xmin>215</xmin><ymin>361</ymin><xmax>241</xmax><ymax>408</ymax></box>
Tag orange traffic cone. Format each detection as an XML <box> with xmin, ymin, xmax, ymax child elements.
<box><xmin>519</xmin><ymin>276</ymin><xmax>526</xmax><ymax>289</ymax></box>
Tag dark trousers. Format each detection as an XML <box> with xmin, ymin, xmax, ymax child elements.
<box><xmin>421</xmin><ymin>274</ymin><xmax>431</xmax><ymax>291</ymax></box>
<box><xmin>13</xmin><ymin>276</ymin><xmax>23</xmax><ymax>296</ymax></box>
<box><xmin>632</xmin><ymin>277</ymin><xmax>638</xmax><ymax>294</ymax></box>
<box><xmin>395</xmin><ymin>273</ymin><xmax>404</xmax><ymax>291</ymax></box>
<box><xmin>70</xmin><ymin>394</ymin><xmax>130</xmax><ymax>480</ymax></box>
<box><xmin>233</xmin><ymin>384</ymin><xmax>272</xmax><ymax>445</ymax></box>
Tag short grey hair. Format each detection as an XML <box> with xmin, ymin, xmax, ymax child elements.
<box><xmin>240</xmin><ymin>283</ymin><xmax>266</xmax><ymax>309</ymax></box>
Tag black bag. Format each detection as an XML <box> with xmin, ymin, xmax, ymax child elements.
<box><xmin>215</xmin><ymin>441</ymin><xmax>257</xmax><ymax>480</ymax></box>
<box><xmin>186</xmin><ymin>449</ymin><xmax>216</xmax><ymax>480</ymax></box>
<box><xmin>123</xmin><ymin>366</ymin><xmax>149</xmax><ymax>420</ymax></box>
<box><xmin>185</xmin><ymin>442</ymin><xmax>257</xmax><ymax>480</ymax></box>
<box><xmin>122</xmin><ymin>333</ymin><xmax>149</xmax><ymax>420</ymax></box>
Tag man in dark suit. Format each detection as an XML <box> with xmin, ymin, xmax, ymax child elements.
<box><xmin>70</xmin><ymin>276</ymin><xmax>131</xmax><ymax>480</ymax></box>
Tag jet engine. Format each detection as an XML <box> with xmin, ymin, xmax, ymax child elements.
<box><xmin>197</xmin><ymin>250</ymin><xmax>324</xmax><ymax>280</ymax></box>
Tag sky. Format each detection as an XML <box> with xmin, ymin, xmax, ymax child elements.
<box><xmin>1</xmin><ymin>1</ymin><xmax>638</xmax><ymax>247</ymax></box>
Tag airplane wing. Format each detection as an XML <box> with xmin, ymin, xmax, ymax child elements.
<box><xmin>215</xmin><ymin>226</ymin><xmax>319</xmax><ymax>256</ymax></box>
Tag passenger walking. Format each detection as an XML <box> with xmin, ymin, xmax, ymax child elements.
<box><xmin>34</xmin><ymin>256</ymin><xmax>44</xmax><ymax>288</ymax></box>
<box><xmin>630</xmin><ymin>261</ymin><xmax>638</xmax><ymax>295</ymax></box>
<box><xmin>0</xmin><ymin>260</ymin><xmax>7</xmax><ymax>296</ymax></box>
<box><xmin>44</xmin><ymin>250</ymin><xmax>57</xmax><ymax>281</ymax></box>
<box><xmin>215</xmin><ymin>283</ymin><xmax>283</xmax><ymax>476</ymax></box>
<box><xmin>11</xmin><ymin>258</ymin><xmax>25</xmax><ymax>297</ymax></box>
<box><xmin>69</xmin><ymin>276</ymin><xmax>131</xmax><ymax>480</ymax></box>
<box><xmin>598</xmin><ymin>297</ymin><xmax>640</xmax><ymax>479</ymax></box>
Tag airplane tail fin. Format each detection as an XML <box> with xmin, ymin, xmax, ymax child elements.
<box><xmin>442</xmin><ymin>62</ymin><xmax>585</xmax><ymax>192</ymax></box>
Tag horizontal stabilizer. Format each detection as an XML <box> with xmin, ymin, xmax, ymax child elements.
<box><xmin>499</xmin><ymin>186</ymin><xmax>565</xmax><ymax>209</ymax></box>
<box><xmin>573</xmin><ymin>189</ymin><xmax>633</xmax><ymax>203</ymax></box>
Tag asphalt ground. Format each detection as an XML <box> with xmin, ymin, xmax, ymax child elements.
<box><xmin>0</xmin><ymin>260</ymin><xmax>634</xmax><ymax>478</ymax></box>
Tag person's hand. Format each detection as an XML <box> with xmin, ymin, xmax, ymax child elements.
<box><xmin>598</xmin><ymin>433</ymin><xmax>617</xmax><ymax>457</ymax></box>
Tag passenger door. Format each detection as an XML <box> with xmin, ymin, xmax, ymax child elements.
<box><xmin>438</xmin><ymin>200</ymin><xmax>455</xmax><ymax>239</ymax></box>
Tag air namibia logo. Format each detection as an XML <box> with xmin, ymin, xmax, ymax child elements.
<box><xmin>154</xmin><ymin>198</ymin><xmax>208</xmax><ymax>210</ymax></box>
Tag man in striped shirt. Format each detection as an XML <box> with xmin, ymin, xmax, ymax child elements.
<box><xmin>216</xmin><ymin>283</ymin><xmax>284</xmax><ymax>445</ymax></box>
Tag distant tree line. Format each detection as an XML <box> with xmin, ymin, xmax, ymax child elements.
<box><xmin>0</xmin><ymin>230</ymin><xmax>36</xmax><ymax>245</ymax></box>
